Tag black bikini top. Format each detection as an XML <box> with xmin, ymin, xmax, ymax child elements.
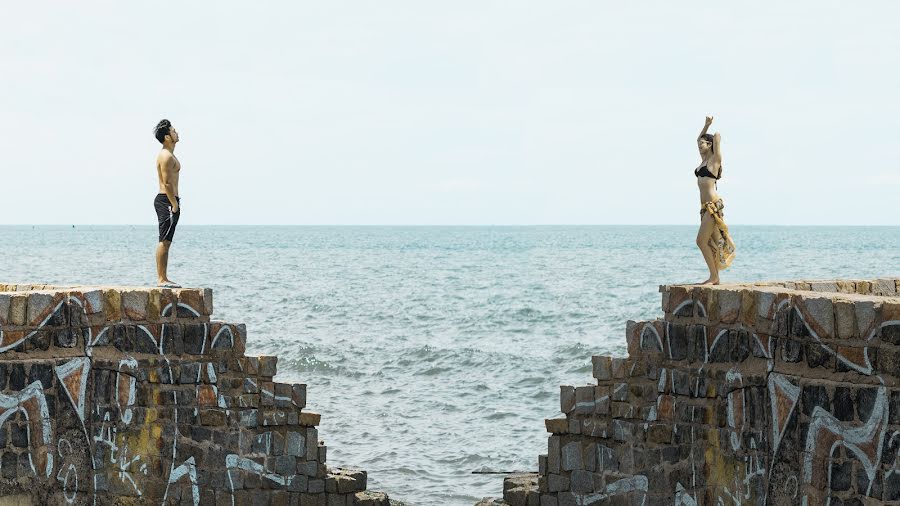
<box><xmin>694</xmin><ymin>165</ymin><xmax>720</xmax><ymax>180</ymax></box>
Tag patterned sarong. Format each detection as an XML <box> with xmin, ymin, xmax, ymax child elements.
<box><xmin>700</xmin><ymin>199</ymin><xmax>736</xmax><ymax>270</ymax></box>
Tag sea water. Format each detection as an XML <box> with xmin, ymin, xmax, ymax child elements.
<box><xmin>1</xmin><ymin>225</ymin><xmax>898</xmax><ymax>505</ymax></box>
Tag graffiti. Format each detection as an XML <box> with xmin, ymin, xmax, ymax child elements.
<box><xmin>224</xmin><ymin>454</ymin><xmax>301</xmax><ymax>506</ymax></box>
<box><xmin>0</xmin><ymin>290</ymin><xmax>211</xmax><ymax>504</ymax></box>
<box><xmin>165</xmin><ymin>457</ymin><xmax>200</xmax><ymax>506</ymax></box>
<box><xmin>92</xmin><ymin>408</ymin><xmax>148</xmax><ymax>496</ymax></box>
<box><xmin>55</xmin><ymin>357</ymin><xmax>92</xmax><ymax>425</ymax></box>
<box><xmin>56</xmin><ymin>438</ymin><xmax>79</xmax><ymax>504</ymax></box>
<box><xmin>803</xmin><ymin>387</ymin><xmax>887</xmax><ymax>499</ymax></box>
<box><xmin>542</xmin><ymin>284</ymin><xmax>900</xmax><ymax>506</ymax></box>
<box><xmin>0</xmin><ymin>381</ymin><xmax>53</xmax><ymax>477</ymax></box>
<box><xmin>574</xmin><ymin>475</ymin><xmax>648</xmax><ymax>505</ymax></box>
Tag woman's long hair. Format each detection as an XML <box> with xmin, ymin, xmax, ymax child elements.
<box><xmin>700</xmin><ymin>133</ymin><xmax>721</xmax><ymax>178</ymax></box>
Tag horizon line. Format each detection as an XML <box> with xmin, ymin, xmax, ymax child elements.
<box><xmin>1</xmin><ymin>223</ymin><xmax>899</xmax><ymax>228</ymax></box>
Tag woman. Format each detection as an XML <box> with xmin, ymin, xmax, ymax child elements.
<box><xmin>695</xmin><ymin>116</ymin><xmax>735</xmax><ymax>285</ymax></box>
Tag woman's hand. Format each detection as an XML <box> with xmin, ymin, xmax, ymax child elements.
<box><xmin>705</xmin><ymin>116</ymin><xmax>714</xmax><ymax>126</ymax></box>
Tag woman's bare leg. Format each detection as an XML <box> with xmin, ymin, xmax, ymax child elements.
<box><xmin>696</xmin><ymin>214</ymin><xmax>719</xmax><ymax>284</ymax></box>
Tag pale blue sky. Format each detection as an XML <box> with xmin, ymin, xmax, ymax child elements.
<box><xmin>1</xmin><ymin>1</ymin><xmax>898</xmax><ymax>225</ymax></box>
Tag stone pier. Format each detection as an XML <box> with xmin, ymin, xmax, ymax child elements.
<box><xmin>0</xmin><ymin>283</ymin><xmax>389</xmax><ymax>506</ymax></box>
<box><xmin>481</xmin><ymin>278</ymin><xmax>900</xmax><ymax>506</ymax></box>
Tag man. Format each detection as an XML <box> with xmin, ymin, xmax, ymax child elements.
<box><xmin>153</xmin><ymin>119</ymin><xmax>182</xmax><ymax>288</ymax></box>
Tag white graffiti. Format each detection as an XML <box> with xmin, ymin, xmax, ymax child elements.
<box><xmin>574</xmin><ymin>475</ymin><xmax>648</xmax><ymax>505</ymax></box>
<box><xmin>56</xmin><ymin>438</ymin><xmax>79</xmax><ymax>504</ymax></box>
<box><xmin>164</xmin><ymin>457</ymin><xmax>200</xmax><ymax>506</ymax></box>
<box><xmin>640</xmin><ymin>323</ymin><xmax>663</xmax><ymax>353</ymax></box>
<box><xmin>224</xmin><ymin>454</ymin><xmax>301</xmax><ymax>506</ymax></box>
<box><xmin>674</xmin><ymin>482</ymin><xmax>697</xmax><ymax>506</ymax></box>
<box><xmin>803</xmin><ymin>386</ymin><xmax>887</xmax><ymax>502</ymax></box>
<box><xmin>211</xmin><ymin>325</ymin><xmax>235</xmax><ymax>349</ymax></box>
<box><xmin>117</xmin><ymin>357</ymin><xmax>138</xmax><ymax>424</ymax></box>
<box><xmin>92</xmin><ymin>409</ymin><xmax>148</xmax><ymax>496</ymax></box>
<box><xmin>0</xmin><ymin>381</ymin><xmax>53</xmax><ymax>477</ymax></box>
<box><xmin>54</xmin><ymin>357</ymin><xmax>92</xmax><ymax>425</ymax></box>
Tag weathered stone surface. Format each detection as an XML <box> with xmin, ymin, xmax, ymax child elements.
<box><xmin>481</xmin><ymin>279</ymin><xmax>900</xmax><ymax>506</ymax></box>
<box><xmin>0</xmin><ymin>284</ymin><xmax>388</xmax><ymax>505</ymax></box>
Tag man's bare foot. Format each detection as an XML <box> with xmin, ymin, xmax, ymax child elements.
<box><xmin>158</xmin><ymin>280</ymin><xmax>182</xmax><ymax>288</ymax></box>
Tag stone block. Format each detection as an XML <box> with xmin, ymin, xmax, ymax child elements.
<box><xmin>26</xmin><ymin>292</ymin><xmax>55</xmax><ymax>326</ymax></box>
<box><xmin>261</xmin><ymin>382</ymin><xmax>276</xmax><ymax>406</ymax></box>
<box><xmin>122</xmin><ymin>290</ymin><xmax>150</xmax><ymax>321</ymax></box>
<box><xmin>177</xmin><ymin>289</ymin><xmax>204</xmax><ymax>316</ymax></box>
<box><xmin>611</xmin><ymin>358</ymin><xmax>627</xmax><ymax>379</ymax></box>
<box><xmin>545</xmin><ymin>418</ymin><xmax>568</xmax><ymax>434</ymax></box>
<box><xmin>594</xmin><ymin>386</ymin><xmax>610</xmax><ymax>415</ymax></box>
<box><xmin>717</xmin><ymin>289</ymin><xmax>742</xmax><ymax>324</ymax></box>
<box><xmin>740</xmin><ymin>289</ymin><xmax>757</xmax><ymax>326</ymax></box>
<box><xmin>0</xmin><ymin>294</ymin><xmax>10</xmax><ymax>326</ymax></box>
<box><xmin>547</xmin><ymin>436</ymin><xmax>560</xmax><ymax>474</ymax></box>
<box><xmin>292</xmin><ymin>384</ymin><xmax>307</xmax><ymax>408</ymax></box>
<box><xmin>809</xmin><ymin>281</ymin><xmax>838</xmax><ymax>293</ymax></box>
<box><xmin>569</xmin><ymin>470</ymin><xmax>593</xmax><ymax>494</ymax></box>
<box><xmin>575</xmin><ymin>386</ymin><xmax>594</xmax><ymax>414</ymax></box>
<box><xmin>180</xmin><ymin>362</ymin><xmax>202</xmax><ymax>384</ymax></box>
<box><xmin>103</xmin><ymin>289</ymin><xmax>123</xmax><ymax>322</ymax></box>
<box><xmin>353</xmin><ymin>492</ymin><xmax>389</xmax><ymax>506</ymax></box>
<box><xmin>647</xmin><ymin>423</ymin><xmax>672</xmax><ymax>444</ymax></box>
<box><xmin>592</xmin><ymin>356</ymin><xmax>612</xmax><ymax>381</ymax></box>
<box><xmin>625</xmin><ymin>320</ymin><xmax>641</xmax><ymax>356</ymax></box>
<box><xmin>561</xmin><ymin>442</ymin><xmax>582</xmax><ymax>471</ymax></box>
<box><xmin>560</xmin><ymin>386</ymin><xmax>575</xmax><ymax>414</ymax></box>
<box><xmin>757</xmin><ymin>291</ymin><xmax>776</xmax><ymax>319</ymax></box>
<box><xmin>239</xmin><ymin>409</ymin><xmax>259</xmax><ymax>428</ymax></box>
<box><xmin>202</xmin><ymin>288</ymin><xmax>214</xmax><ymax>316</ymax></box>
<box><xmin>834</xmin><ymin>300</ymin><xmax>857</xmax><ymax>339</ymax></box>
<box><xmin>612</xmin><ymin>383</ymin><xmax>628</xmax><ymax>402</ymax></box>
<box><xmin>800</xmin><ymin>296</ymin><xmax>835</xmax><ymax>338</ymax></box>
<box><xmin>299</xmin><ymin>412</ymin><xmax>321</xmax><ymax>427</ymax></box>
<box><xmin>611</xmin><ymin>420</ymin><xmax>633</xmax><ymax>441</ymax></box>
<box><xmin>306</xmin><ymin>428</ymin><xmax>319</xmax><ymax>460</ymax></box>
<box><xmin>874</xmin><ymin>279</ymin><xmax>897</xmax><ymax>296</ymax></box>
<box><xmin>82</xmin><ymin>289</ymin><xmax>103</xmax><ymax>315</ymax></box>
<box><xmin>667</xmin><ymin>324</ymin><xmax>688</xmax><ymax>361</ymax></box>
<box><xmin>884</xmin><ymin>301</ymin><xmax>900</xmax><ymax>325</ymax></box>
<box><xmin>856</xmin><ymin>300</ymin><xmax>879</xmax><ymax>339</ymax></box>
<box><xmin>260</xmin><ymin>356</ymin><xmax>278</xmax><ymax>377</ymax></box>
<box><xmin>183</xmin><ymin>324</ymin><xmax>205</xmax><ymax>354</ymax></box>
<box><xmin>275</xmin><ymin>383</ymin><xmax>293</xmax><ymax>408</ymax></box>
<box><xmin>547</xmin><ymin>474</ymin><xmax>569</xmax><ymax>492</ymax></box>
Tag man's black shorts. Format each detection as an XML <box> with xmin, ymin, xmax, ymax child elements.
<box><xmin>154</xmin><ymin>194</ymin><xmax>181</xmax><ymax>242</ymax></box>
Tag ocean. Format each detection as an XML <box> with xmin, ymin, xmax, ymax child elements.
<box><xmin>1</xmin><ymin>225</ymin><xmax>898</xmax><ymax>505</ymax></box>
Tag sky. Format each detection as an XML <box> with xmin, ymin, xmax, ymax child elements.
<box><xmin>1</xmin><ymin>1</ymin><xmax>898</xmax><ymax>225</ymax></box>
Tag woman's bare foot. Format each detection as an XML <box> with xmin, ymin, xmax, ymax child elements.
<box><xmin>699</xmin><ymin>277</ymin><xmax>720</xmax><ymax>285</ymax></box>
<box><xmin>157</xmin><ymin>280</ymin><xmax>182</xmax><ymax>288</ymax></box>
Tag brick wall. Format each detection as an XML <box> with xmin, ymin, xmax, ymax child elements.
<box><xmin>0</xmin><ymin>284</ymin><xmax>389</xmax><ymax>506</ymax></box>
<box><xmin>486</xmin><ymin>278</ymin><xmax>900</xmax><ymax>506</ymax></box>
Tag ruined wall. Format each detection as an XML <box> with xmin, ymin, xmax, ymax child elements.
<box><xmin>0</xmin><ymin>283</ymin><xmax>388</xmax><ymax>506</ymax></box>
<box><xmin>488</xmin><ymin>278</ymin><xmax>900</xmax><ymax>506</ymax></box>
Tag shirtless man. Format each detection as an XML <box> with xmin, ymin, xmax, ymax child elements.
<box><xmin>153</xmin><ymin>119</ymin><xmax>182</xmax><ymax>288</ymax></box>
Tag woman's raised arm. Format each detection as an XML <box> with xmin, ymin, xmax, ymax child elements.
<box><xmin>698</xmin><ymin>116</ymin><xmax>713</xmax><ymax>141</ymax></box>
<box><xmin>713</xmin><ymin>132</ymin><xmax>722</xmax><ymax>165</ymax></box>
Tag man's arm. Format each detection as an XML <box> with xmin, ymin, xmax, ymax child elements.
<box><xmin>159</xmin><ymin>155</ymin><xmax>179</xmax><ymax>213</ymax></box>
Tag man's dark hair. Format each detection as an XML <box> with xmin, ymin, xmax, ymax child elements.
<box><xmin>154</xmin><ymin>119</ymin><xmax>172</xmax><ymax>144</ymax></box>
